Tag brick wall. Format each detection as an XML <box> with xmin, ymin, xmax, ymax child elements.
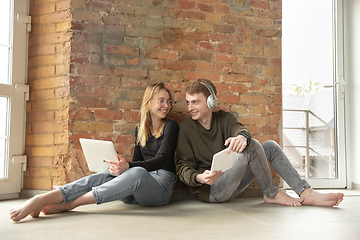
<box><xmin>25</xmin><ymin>0</ymin><xmax>282</xmax><ymax>190</ymax></box>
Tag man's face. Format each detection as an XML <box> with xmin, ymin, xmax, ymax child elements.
<box><xmin>185</xmin><ymin>92</ymin><xmax>212</xmax><ymax>122</ymax></box>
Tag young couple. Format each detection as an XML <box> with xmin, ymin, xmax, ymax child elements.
<box><xmin>10</xmin><ymin>80</ymin><xmax>344</xmax><ymax>222</ymax></box>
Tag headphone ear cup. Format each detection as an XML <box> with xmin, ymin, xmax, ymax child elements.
<box><xmin>207</xmin><ymin>95</ymin><xmax>218</xmax><ymax>109</ymax></box>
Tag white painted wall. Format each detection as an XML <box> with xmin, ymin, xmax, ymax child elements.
<box><xmin>344</xmin><ymin>0</ymin><xmax>360</xmax><ymax>189</ymax></box>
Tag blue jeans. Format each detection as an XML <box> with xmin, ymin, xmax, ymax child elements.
<box><xmin>56</xmin><ymin>167</ymin><xmax>177</xmax><ymax>207</ymax></box>
<box><xmin>209</xmin><ymin>139</ymin><xmax>311</xmax><ymax>203</ymax></box>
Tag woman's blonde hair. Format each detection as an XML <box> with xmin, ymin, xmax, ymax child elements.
<box><xmin>136</xmin><ymin>82</ymin><xmax>173</xmax><ymax>147</ymax></box>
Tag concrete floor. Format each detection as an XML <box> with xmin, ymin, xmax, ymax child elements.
<box><xmin>1</xmin><ymin>189</ymin><xmax>359</xmax><ymax>240</ymax></box>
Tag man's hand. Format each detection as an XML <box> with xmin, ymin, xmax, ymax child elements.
<box><xmin>195</xmin><ymin>170</ymin><xmax>222</xmax><ymax>185</ymax></box>
<box><xmin>104</xmin><ymin>153</ymin><xmax>129</xmax><ymax>175</ymax></box>
<box><xmin>224</xmin><ymin>135</ymin><xmax>247</xmax><ymax>154</ymax></box>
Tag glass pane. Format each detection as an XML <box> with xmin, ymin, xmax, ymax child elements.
<box><xmin>0</xmin><ymin>46</ymin><xmax>10</xmax><ymax>84</ymax></box>
<box><xmin>0</xmin><ymin>0</ymin><xmax>11</xmax><ymax>45</ymax></box>
<box><xmin>0</xmin><ymin>0</ymin><xmax>11</xmax><ymax>85</ymax></box>
<box><xmin>282</xmin><ymin>0</ymin><xmax>335</xmax><ymax>180</ymax></box>
<box><xmin>0</xmin><ymin>97</ymin><xmax>9</xmax><ymax>178</ymax></box>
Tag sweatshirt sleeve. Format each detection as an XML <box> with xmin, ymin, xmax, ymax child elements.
<box><xmin>175</xmin><ymin>125</ymin><xmax>203</xmax><ymax>187</ymax></box>
<box><xmin>225</xmin><ymin>111</ymin><xmax>252</xmax><ymax>147</ymax></box>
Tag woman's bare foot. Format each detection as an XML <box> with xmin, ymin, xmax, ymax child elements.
<box><xmin>10</xmin><ymin>189</ymin><xmax>64</xmax><ymax>222</ymax></box>
<box><xmin>263</xmin><ymin>190</ymin><xmax>303</xmax><ymax>206</ymax></box>
<box><xmin>300</xmin><ymin>188</ymin><xmax>344</xmax><ymax>207</ymax></box>
<box><xmin>42</xmin><ymin>203</ymin><xmax>72</xmax><ymax>215</ymax></box>
<box><xmin>10</xmin><ymin>195</ymin><xmax>46</xmax><ymax>222</ymax></box>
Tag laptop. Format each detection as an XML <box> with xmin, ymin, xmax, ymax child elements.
<box><xmin>79</xmin><ymin>138</ymin><xmax>118</xmax><ymax>176</ymax></box>
<box><xmin>210</xmin><ymin>148</ymin><xmax>237</xmax><ymax>172</ymax></box>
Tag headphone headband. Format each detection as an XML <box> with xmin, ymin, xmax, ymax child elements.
<box><xmin>199</xmin><ymin>81</ymin><xmax>218</xmax><ymax>109</ymax></box>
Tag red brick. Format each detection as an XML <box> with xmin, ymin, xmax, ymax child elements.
<box><xmin>249</xmin><ymin>0</ymin><xmax>269</xmax><ymax>9</ymax></box>
<box><xmin>249</xmin><ymin>106</ymin><xmax>266</xmax><ymax>115</ymax></box>
<box><xmin>261</xmin><ymin>126</ymin><xmax>278</xmax><ymax>135</ymax></box>
<box><xmin>70</xmin><ymin>76</ymin><xmax>99</xmax><ymax>86</ymax></box>
<box><xmin>160</xmin><ymin>61</ymin><xmax>197</xmax><ymax>71</ymax></box>
<box><xmin>127</xmin><ymin>58</ymin><xmax>140</xmax><ymax>66</ymax></box>
<box><xmin>166</xmin><ymin>82</ymin><xmax>187</xmax><ymax>92</ymax></box>
<box><xmin>270</xmin><ymin>1</ymin><xmax>282</xmax><ymax>11</ymax></box>
<box><xmin>168</xmin><ymin>41</ymin><xmax>197</xmax><ymax>50</ymax></box>
<box><xmin>217</xmin><ymin>43</ymin><xmax>232</xmax><ymax>53</ymax></box>
<box><xmin>27</xmin><ymin>111</ymin><xmax>55</xmax><ymax>122</ymax></box>
<box><xmin>238</xmin><ymin>26</ymin><xmax>254</xmax><ymax>36</ymax></box>
<box><xmin>271</xmin><ymin>57</ymin><xmax>281</xmax><ymax>66</ymax></box>
<box><xmin>115</xmin><ymin>67</ymin><xmax>148</xmax><ymax>77</ymax></box>
<box><xmin>247</xmin><ymin>125</ymin><xmax>261</xmax><ymax>135</ymax></box>
<box><xmin>94</xmin><ymin>110</ymin><xmax>122</xmax><ymax>120</ymax></box>
<box><xmin>197</xmin><ymin>62</ymin><xmax>214</xmax><ymax>72</ymax></box>
<box><xmin>249</xmin><ymin>85</ymin><xmax>262</xmax><ymax>92</ymax></box>
<box><xmin>210</xmin><ymin>34</ymin><xmax>241</xmax><ymax>44</ymax></box>
<box><xmin>215</xmin><ymin>54</ymin><xmax>238</xmax><ymax>63</ymax></box>
<box><xmin>88</xmin><ymin>1</ymin><xmax>112</xmax><ymax>13</ymax></box>
<box><xmin>257</xmin><ymin>10</ymin><xmax>282</xmax><ymax>19</ymax></box>
<box><xmin>197</xmin><ymin>3</ymin><xmax>214</xmax><ymax>12</ymax></box>
<box><xmin>213</xmin><ymin>83</ymin><xmax>228</xmax><ymax>93</ymax></box>
<box><xmin>177</xmin><ymin>0</ymin><xmax>196</xmax><ymax>9</ymax></box>
<box><xmin>217</xmin><ymin>94</ymin><xmax>240</xmax><ymax>104</ymax></box>
<box><xmin>241</xmin><ymin>94</ymin><xmax>269</xmax><ymax>104</ymax></box>
<box><xmin>80</xmin><ymin>64</ymin><xmax>106</xmax><ymax>75</ymax></box>
<box><xmin>273</xmin><ymin>95</ymin><xmax>282</xmax><ymax>105</ymax></box>
<box><xmin>240</xmin><ymin>115</ymin><xmax>271</xmax><ymax>125</ymax></box>
<box><xmin>214</xmin><ymin>24</ymin><xmax>235</xmax><ymax>34</ymax></box>
<box><xmin>77</xmin><ymin>86</ymin><xmax>106</xmax><ymax>97</ymax></box>
<box><xmin>107</xmin><ymin>45</ymin><xmax>140</xmax><ymax>56</ymax></box>
<box><xmin>214</xmin><ymin>4</ymin><xmax>230</xmax><ymax>13</ymax></box>
<box><xmin>39</xmin><ymin>10</ymin><xmax>71</xmax><ymax>24</ymax></box>
<box><xmin>172</xmin><ymin>10</ymin><xmax>206</xmax><ymax>20</ymax></box>
<box><xmin>124</xmin><ymin>111</ymin><xmax>140</xmax><ymax>122</ymax></box>
<box><xmin>145</xmin><ymin>49</ymin><xmax>178</xmax><ymax>60</ymax></box>
<box><xmin>30</xmin><ymin>3</ymin><xmax>56</xmax><ymax>16</ymax></box>
<box><xmin>267</xmin><ymin>105</ymin><xmax>282</xmax><ymax>114</ymax></box>
<box><xmin>185</xmin><ymin>32</ymin><xmax>208</xmax><ymax>41</ymax></box>
<box><xmin>185</xmin><ymin>72</ymin><xmax>220</xmax><ymax>82</ymax></box>
<box><xmin>115</xmin><ymin>135</ymin><xmax>136</xmax><ymax>144</ymax></box>
<box><xmin>230</xmin><ymin>84</ymin><xmax>247</xmax><ymax>93</ymax></box>
<box><xmin>70</xmin><ymin>109</ymin><xmax>92</xmax><ymax>120</ymax></box>
<box><xmin>199</xmin><ymin>42</ymin><xmax>214</xmax><ymax>50</ymax></box>
<box><xmin>180</xmin><ymin>51</ymin><xmax>212</xmax><ymax>61</ymax></box>
<box><xmin>223</xmin><ymin>74</ymin><xmax>253</xmax><ymax>83</ymax></box>
<box><xmin>215</xmin><ymin>63</ymin><xmax>231</xmax><ymax>73</ymax></box>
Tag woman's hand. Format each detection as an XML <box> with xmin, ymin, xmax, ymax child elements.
<box><xmin>224</xmin><ymin>135</ymin><xmax>247</xmax><ymax>154</ymax></box>
<box><xmin>104</xmin><ymin>153</ymin><xmax>129</xmax><ymax>175</ymax></box>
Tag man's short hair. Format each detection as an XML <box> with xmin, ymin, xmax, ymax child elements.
<box><xmin>186</xmin><ymin>79</ymin><xmax>217</xmax><ymax>98</ymax></box>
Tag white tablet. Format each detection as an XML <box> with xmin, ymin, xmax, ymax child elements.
<box><xmin>79</xmin><ymin>138</ymin><xmax>118</xmax><ymax>176</ymax></box>
<box><xmin>210</xmin><ymin>148</ymin><xmax>237</xmax><ymax>172</ymax></box>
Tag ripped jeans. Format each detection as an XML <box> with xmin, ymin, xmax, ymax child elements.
<box><xmin>56</xmin><ymin>167</ymin><xmax>177</xmax><ymax>207</ymax></box>
<box><xmin>209</xmin><ymin>139</ymin><xmax>310</xmax><ymax>203</ymax></box>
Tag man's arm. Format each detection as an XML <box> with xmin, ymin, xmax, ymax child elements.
<box><xmin>175</xmin><ymin>128</ymin><xmax>203</xmax><ymax>187</ymax></box>
<box><xmin>223</xmin><ymin>111</ymin><xmax>252</xmax><ymax>152</ymax></box>
<box><xmin>224</xmin><ymin>135</ymin><xmax>248</xmax><ymax>154</ymax></box>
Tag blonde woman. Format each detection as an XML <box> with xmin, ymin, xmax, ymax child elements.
<box><xmin>10</xmin><ymin>83</ymin><xmax>179</xmax><ymax>222</ymax></box>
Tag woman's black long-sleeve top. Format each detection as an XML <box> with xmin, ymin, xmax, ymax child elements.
<box><xmin>128</xmin><ymin>120</ymin><xmax>179</xmax><ymax>174</ymax></box>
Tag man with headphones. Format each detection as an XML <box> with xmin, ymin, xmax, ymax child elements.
<box><xmin>175</xmin><ymin>79</ymin><xmax>343</xmax><ymax>207</ymax></box>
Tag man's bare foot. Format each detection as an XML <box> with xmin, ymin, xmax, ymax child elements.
<box><xmin>10</xmin><ymin>195</ymin><xmax>45</xmax><ymax>222</ymax></box>
<box><xmin>42</xmin><ymin>203</ymin><xmax>72</xmax><ymax>215</ymax></box>
<box><xmin>263</xmin><ymin>190</ymin><xmax>303</xmax><ymax>206</ymax></box>
<box><xmin>300</xmin><ymin>188</ymin><xmax>344</xmax><ymax>207</ymax></box>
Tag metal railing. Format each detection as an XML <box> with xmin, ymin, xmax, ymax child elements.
<box><xmin>283</xmin><ymin>109</ymin><xmax>334</xmax><ymax>178</ymax></box>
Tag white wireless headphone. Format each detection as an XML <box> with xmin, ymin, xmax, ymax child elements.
<box><xmin>200</xmin><ymin>82</ymin><xmax>218</xmax><ymax>109</ymax></box>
